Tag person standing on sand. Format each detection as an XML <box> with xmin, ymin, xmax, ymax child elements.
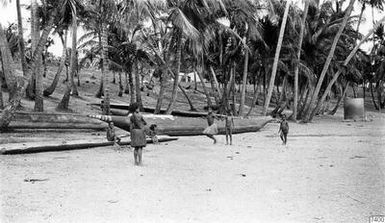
<box><xmin>129</xmin><ymin>103</ymin><xmax>147</xmax><ymax>165</ymax></box>
<box><xmin>278</xmin><ymin>114</ymin><xmax>289</xmax><ymax>145</ymax></box>
<box><xmin>225</xmin><ymin>111</ymin><xmax>234</xmax><ymax>145</ymax></box>
<box><xmin>203</xmin><ymin>110</ymin><xmax>218</xmax><ymax>144</ymax></box>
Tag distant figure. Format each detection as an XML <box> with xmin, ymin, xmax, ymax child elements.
<box><xmin>129</xmin><ymin>103</ymin><xmax>147</xmax><ymax>165</ymax></box>
<box><xmin>278</xmin><ymin>114</ymin><xmax>289</xmax><ymax>145</ymax></box>
<box><xmin>106</xmin><ymin>122</ymin><xmax>121</xmax><ymax>145</ymax></box>
<box><xmin>203</xmin><ymin>111</ymin><xmax>218</xmax><ymax>144</ymax></box>
<box><xmin>225</xmin><ymin>111</ymin><xmax>235</xmax><ymax>145</ymax></box>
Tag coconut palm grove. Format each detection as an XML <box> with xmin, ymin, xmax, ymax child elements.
<box><xmin>0</xmin><ymin>0</ymin><xmax>384</xmax><ymax>222</ymax></box>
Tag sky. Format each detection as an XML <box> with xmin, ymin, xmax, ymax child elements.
<box><xmin>0</xmin><ymin>0</ymin><xmax>384</xmax><ymax>56</ymax></box>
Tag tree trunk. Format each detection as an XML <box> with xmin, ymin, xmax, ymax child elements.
<box><xmin>370</xmin><ymin>81</ymin><xmax>379</xmax><ymax>110</ymax></box>
<box><xmin>245</xmin><ymin>76</ymin><xmax>261</xmax><ymax>117</ymax></box>
<box><xmin>118</xmin><ymin>72</ymin><xmax>123</xmax><ymax>97</ymax></box>
<box><xmin>69</xmin><ymin>11</ymin><xmax>79</xmax><ymax>97</ymax></box>
<box><xmin>329</xmin><ymin>81</ymin><xmax>349</xmax><ymax>115</ymax></box>
<box><xmin>101</xmin><ymin>23</ymin><xmax>110</xmax><ymax>115</ymax></box>
<box><xmin>376</xmin><ymin>80</ymin><xmax>382</xmax><ymax>111</ymax></box>
<box><xmin>134</xmin><ymin>59</ymin><xmax>142</xmax><ymax>109</ymax></box>
<box><xmin>154</xmin><ymin>67</ymin><xmax>166</xmax><ymax>113</ymax></box>
<box><xmin>16</xmin><ymin>0</ymin><xmax>27</xmax><ymax>78</ymax></box>
<box><xmin>165</xmin><ymin>36</ymin><xmax>182</xmax><ymax>115</ymax></box>
<box><xmin>303</xmin><ymin>0</ymin><xmax>356</xmax><ymax>122</ymax></box>
<box><xmin>27</xmin><ymin>0</ymin><xmax>41</xmax><ymax>100</ymax></box>
<box><xmin>262</xmin><ymin>0</ymin><xmax>290</xmax><ymax>116</ymax></box>
<box><xmin>209</xmin><ymin>65</ymin><xmax>221</xmax><ymax>105</ymax></box>
<box><xmin>96</xmin><ymin>30</ymin><xmax>103</xmax><ymax>98</ymax></box>
<box><xmin>0</xmin><ymin>68</ymin><xmax>3</xmax><ymax>109</ymax></box>
<box><xmin>0</xmin><ymin>25</ymin><xmax>17</xmax><ymax>99</ymax></box>
<box><xmin>309</xmin><ymin>16</ymin><xmax>385</xmax><ymax>120</ymax></box>
<box><xmin>1</xmin><ymin>10</ymin><xmax>57</xmax><ymax>129</ymax></box>
<box><xmin>128</xmin><ymin>67</ymin><xmax>135</xmax><ymax>104</ymax></box>
<box><xmin>238</xmin><ymin>44</ymin><xmax>249</xmax><ymax>116</ymax></box>
<box><xmin>195</xmin><ymin>67</ymin><xmax>212</xmax><ymax>109</ymax></box>
<box><xmin>293</xmin><ymin>1</ymin><xmax>309</xmax><ymax>121</ymax></box>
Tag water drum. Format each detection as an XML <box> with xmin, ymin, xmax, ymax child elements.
<box><xmin>344</xmin><ymin>98</ymin><xmax>365</xmax><ymax>120</ymax></box>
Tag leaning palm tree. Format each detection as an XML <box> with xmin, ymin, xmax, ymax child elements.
<box><xmin>262</xmin><ymin>0</ymin><xmax>291</xmax><ymax>116</ymax></box>
<box><xmin>0</xmin><ymin>4</ymin><xmax>60</xmax><ymax>129</ymax></box>
<box><xmin>302</xmin><ymin>0</ymin><xmax>356</xmax><ymax>122</ymax></box>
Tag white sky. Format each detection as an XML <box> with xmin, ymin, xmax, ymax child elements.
<box><xmin>0</xmin><ymin>0</ymin><xmax>384</xmax><ymax>56</ymax></box>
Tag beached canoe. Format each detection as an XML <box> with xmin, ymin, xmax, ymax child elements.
<box><xmin>88</xmin><ymin>114</ymin><xmax>274</xmax><ymax>136</ymax></box>
<box><xmin>6</xmin><ymin>111</ymin><xmax>106</xmax><ymax>130</ymax></box>
<box><xmin>0</xmin><ymin>136</ymin><xmax>178</xmax><ymax>155</ymax></box>
<box><xmin>90</xmin><ymin>103</ymin><xmax>208</xmax><ymax>117</ymax></box>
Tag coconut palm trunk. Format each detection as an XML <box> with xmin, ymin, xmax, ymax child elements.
<box><xmin>329</xmin><ymin>81</ymin><xmax>349</xmax><ymax>115</ymax></box>
<box><xmin>238</xmin><ymin>44</ymin><xmax>249</xmax><ymax>116</ymax></box>
<box><xmin>69</xmin><ymin>9</ymin><xmax>79</xmax><ymax>97</ymax></box>
<box><xmin>310</xmin><ymin>16</ymin><xmax>385</xmax><ymax>119</ymax></box>
<box><xmin>44</xmin><ymin>32</ymin><xmax>67</xmax><ymax>96</ymax></box>
<box><xmin>134</xmin><ymin>59</ymin><xmax>142</xmax><ymax>108</ymax></box>
<box><xmin>246</xmin><ymin>76</ymin><xmax>261</xmax><ymax>117</ymax></box>
<box><xmin>293</xmin><ymin>0</ymin><xmax>309</xmax><ymax>121</ymax></box>
<box><xmin>1</xmin><ymin>10</ymin><xmax>57</xmax><ymax>129</ymax></box>
<box><xmin>302</xmin><ymin>0</ymin><xmax>356</xmax><ymax>122</ymax></box>
<box><xmin>165</xmin><ymin>36</ymin><xmax>182</xmax><ymax>114</ymax></box>
<box><xmin>262</xmin><ymin>0</ymin><xmax>291</xmax><ymax>116</ymax></box>
<box><xmin>209</xmin><ymin>65</ymin><xmax>222</xmax><ymax>102</ymax></box>
<box><xmin>195</xmin><ymin>67</ymin><xmax>212</xmax><ymax>109</ymax></box>
<box><xmin>16</xmin><ymin>0</ymin><xmax>27</xmax><ymax>77</ymax></box>
<box><xmin>101</xmin><ymin>23</ymin><xmax>110</xmax><ymax>115</ymax></box>
<box><xmin>27</xmin><ymin>0</ymin><xmax>41</xmax><ymax>100</ymax></box>
<box><xmin>0</xmin><ymin>24</ymin><xmax>17</xmax><ymax>99</ymax></box>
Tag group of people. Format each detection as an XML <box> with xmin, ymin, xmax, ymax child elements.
<box><xmin>106</xmin><ymin>104</ymin><xmax>289</xmax><ymax>166</ymax></box>
<box><xmin>203</xmin><ymin>110</ymin><xmax>289</xmax><ymax>146</ymax></box>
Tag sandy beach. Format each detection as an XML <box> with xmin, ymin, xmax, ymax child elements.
<box><xmin>1</xmin><ymin>111</ymin><xmax>384</xmax><ymax>223</ymax></box>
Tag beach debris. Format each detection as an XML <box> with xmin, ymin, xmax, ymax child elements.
<box><xmin>24</xmin><ymin>178</ymin><xmax>49</xmax><ymax>183</ymax></box>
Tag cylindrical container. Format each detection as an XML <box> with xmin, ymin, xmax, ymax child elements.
<box><xmin>344</xmin><ymin>98</ymin><xmax>365</xmax><ymax>120</ymax></box>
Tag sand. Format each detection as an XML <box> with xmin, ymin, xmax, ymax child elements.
<box><xmin>1</xmin><ymin>111</ymin><xmax>384</xmax><ymax>223</ymax></box>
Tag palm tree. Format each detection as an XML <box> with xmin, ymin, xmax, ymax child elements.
<box><xmin>44</xmin><ymin>30</ymin><xmax>68</xmax><ymax>96</ymax></box>
<box><xmin>263</xmin><ymin>0</ymin><xmax>291</xmax><ymax>116</ymax></box>
<box><xmin>293</xmin><ymin>0</ymin><xmax>310</xmax><ymax>120</ymax></box>
<box><xmin>57</xmin><ymin>0</ymin><xmax>83</xmax><ymax>110</ymax></box>
<box><xmin>1</xmin><ymin>6</ymin><xmax>59</xmax><ymax>129</ymax></box>
<box><xmin>313</xmin><ymin>16</ymin><xmax>385</xmax><ymax>116</ymax></box>
<box><xmin>302</xmin><ymin>0</ymin><xmax>356</xmax><ymax>122</ymax></box>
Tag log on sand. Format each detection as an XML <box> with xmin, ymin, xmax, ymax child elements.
<box><xmin>0</xmin><ymin>137</ymin><xmax>178</xmax><ymax>155</ymax></box>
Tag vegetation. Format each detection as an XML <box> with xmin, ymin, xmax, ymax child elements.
<box><xmin>1</xmin><ymin>0</ymin><xmax>385</xmax><ymax>130</ymax></box>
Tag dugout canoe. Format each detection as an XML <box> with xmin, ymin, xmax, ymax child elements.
<box><xmin>0</xmin><ymin>136</ymin><xmax>178</xmax><ymax>155</ymax></box>
<box><xmin>90</xmin><ymin>103</ymin><xmax>208</xmax><ymax>117</ymax></box>
<box><xmin>5</xmin><ymin>111</ymin><xmax>106</xmax><ymax>130</ymax></box>
<box><xmin>88</xmin><ymin>114</ymin><xmax>274</xmax><ymax>136</ymax></box>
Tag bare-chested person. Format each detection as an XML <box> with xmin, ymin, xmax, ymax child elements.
<box><xmin>278</xmin><ymin>114</ymin><xmax>289</xmax><ymax>145</ymax></box>
<box><xmin>203</xmin><ymin>111</ymin><xmax>218</xmax><ymax>144</ymax></box>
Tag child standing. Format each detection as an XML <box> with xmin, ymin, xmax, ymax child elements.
<box><xmin>225</xmin><ymin>112</ymin><xmax>234</xmax><ymax>145</ymax></box>
<box><xmin>203</xmin><ymin>111</ymin><xmax>218</xmax><ymax>144</ymax></box>
<box><xmin>129</xmin><ymin>103</ymin><xmax>147</xmax><ymax>166</ymax></box>
<box><xmin>278</xmin><ymin>114</ymin><xmax>289</xmax><ymax>145</ymax></box>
